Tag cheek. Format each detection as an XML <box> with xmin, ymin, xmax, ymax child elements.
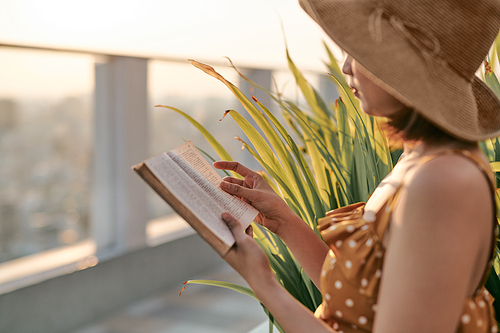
<box><xmin>352</xmin><ymin>67</ymin><xmax>405</xmax><ymax>116</ymax></box>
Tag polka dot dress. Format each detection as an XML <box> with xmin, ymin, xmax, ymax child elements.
<box><xmin>314</xmin><ymin>150</ymin><xmax>498</xmax><ymax>333</ymax></box>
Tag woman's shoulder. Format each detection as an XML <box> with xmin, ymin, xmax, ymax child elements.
<box><xmin>395</xmin><ymin>149</ymin><xmax>493</xmax><ymax>241</ymax></box>
<box><xmin>378</xmin><ymin>150</ymin><xmax>495</xmax><ymax>331</ymax></box>
<box><xmin>405</xmin><ymin>150</ymin><xmax>492</xmax><ymax>199</ymax></box>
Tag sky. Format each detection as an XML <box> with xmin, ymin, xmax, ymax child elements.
<box><xmin>0</xmin><ymin>0</ymin><xmax>340</xmax><ymax>70</ymax></box>
<box><xmin>0</xmin><ymin>0</ymin><xmax>497</xmax><ymax>99</ymax></box>
<box><xmin>0</xmin><ymin>0</ymin><xmax>345</xmax><ymax>100</ymax></box>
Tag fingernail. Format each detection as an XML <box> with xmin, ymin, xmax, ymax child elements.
<box><xmin>221</xmin><ymin>212</ymin><xmax>230</xmax><ymax>220</ymax></box>
<box><xmin>220</xmin><ymin>182</ymin><xmax>228</xmax><ymax>189</ymax></box>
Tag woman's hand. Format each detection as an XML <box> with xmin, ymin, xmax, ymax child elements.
<box><xmin>214</xmin><ymin>161</ymin><xmax>295</xmax><ymax>235</ymax></box>
<box><xmin>222</xmin><ymin>213</ymin><xmax>335</xmax><ymax>333</ymax></box>
<box><xmin>215</xmin><ymin>161</ymin><xmax>330</xmax><ymax>288</ymax></box>
<box><xmin>221</xmin><ymin>212</ymin><xmax>275</xmax><ymax>286</ymax></box>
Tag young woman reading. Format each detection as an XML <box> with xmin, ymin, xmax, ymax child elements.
<box><xmin>213</xmin><ymin>0</ymin><xmax>500</xmax><ymax>332</ymax></box>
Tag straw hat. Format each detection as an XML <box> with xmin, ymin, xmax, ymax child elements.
<box><xmin>299</xmin><ymin>0</ymin><xmax>500</xmax><ymax>141</ymax></box>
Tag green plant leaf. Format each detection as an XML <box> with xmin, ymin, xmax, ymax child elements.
<box><xmin>285</xmin><ymin>102</ymin><xmax>352</xmax><ymax>203</ymax></box>
<box><xmin>172</xmin><ymin>45</ymin><xmax>400</xmax><ymax>328</ymax></box>
<box><xmin>252</xmin><ymin>97</ymin><xmax>326</xmax><ymax>225</ymax></box>
<box><xmin>190</xmin><ymin>60</ymin><xmax>309</xmax><ymax>201</ymax></box>
<box><xmin>225</xmin><ymin>110</ymin><xmax>311</xmax><ymax>220</ymax></box>
<box><xmin>286</xmin><ymin>50</ymin><xmax>331</xmax><ymax>124</ymax></box>
<box><xmin>181</xmin><ymin>280</ymin><xmax>257</xmax><ymax>299</ymax></box>
<box><xmin>485</xmin><ymin>71</ymin><xmax>500</xmax><ymax>98</ymax></box>
<box><xmin>155</xmin><ymin>105</ymin><xmax>237</xmax><ymax>168</ymax></box>
<box><xmin>182</xmin><ymin>279</ymin><xmax>285</xmax><ymax>332</ymax></box>
<box><xmin>490</xmin><ymin>161</ymin><xmax>500</xmax><ymax>172</ymax></box>
<box><xmin>336</xmin><ymin>98</ymin><xmax>354</xmax><ymax>176</ymax></box>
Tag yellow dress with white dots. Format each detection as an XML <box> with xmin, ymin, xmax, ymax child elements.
<box><xmin>314</xmin><ymin>150</ymin><xmax>498</xmax><ymax>333</ymax></box>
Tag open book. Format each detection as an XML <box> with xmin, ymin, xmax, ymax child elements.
<box><xmin>132</xmin><ymin>141</ymin><xmax>258</xmax><ymax>256</ymax></box>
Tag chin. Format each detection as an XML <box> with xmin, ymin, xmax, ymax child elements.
<box><xmin>360</xmin><ymin>104</ymin><xmax>393</xmax><ymax>118</ymax></box>
<box><xmin>360</xmin><ymin>105</ymin><xmax>377</xmax><ymax>117</ymax></box>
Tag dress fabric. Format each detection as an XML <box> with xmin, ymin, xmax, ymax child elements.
<box><xmin>313</xmin><ymin>150</ymin><xmax>498</xmax><ymax>333</ymax></box>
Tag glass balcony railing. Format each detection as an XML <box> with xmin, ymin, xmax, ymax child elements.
<box><xmin>0</xmin><ymin>43</ymin><xmax>335</xmax><ymax>274</ymax></box>
<box><xmin>0</xmin><ymin>47</ymin><xmax>94</xmax><ymax>263</ymax></box>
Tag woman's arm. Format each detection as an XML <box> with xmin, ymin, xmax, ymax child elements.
<box><xmin>221</xmin><ymin>212</ymin><xmax>336</xmax><ymax>333</ymax></box>
<box><xmin>214</xmin><ymin>161</ymin><xmax>329</xmax><ymax>287</ymax></box>
<box><xmin>373</xmin><ymin>155</ymin><xmax>493</xmax><ymax>332</ymax></box>
<box><xmin>276</xmin><ymin>212</ymin><xmax>330</xmax><ymax>287</ymax></box>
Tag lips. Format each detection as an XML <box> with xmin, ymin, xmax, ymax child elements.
<box><xmin>350</xmin><ymin>86</ymin><xmax>359</xmax><ymax>96</ymax></box>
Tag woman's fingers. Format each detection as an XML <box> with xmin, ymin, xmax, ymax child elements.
<box><xmin>222</xmin><ymin>176</ymin><xmax>246</xmax><ymax>187</ymax></box>
<box><xmin>222</xmin><ymin>212</ymin><xmax>245</xmax><ymax>241</ymax></box>
<box><xmin>213</xmin><ymin>161</ymin><xmax>255</xmax><ymax>178</ymax></box>
<box><xmin>220</xmin><ymin>181</ymin><xmax>255</xmax><ymax>201</ymax></box>
<box><xmin>221</xmin><ymin>177</ymin><xmax>250</xmax><ymax>201</ymax></box>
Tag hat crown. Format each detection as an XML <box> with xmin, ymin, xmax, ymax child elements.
<box><xmin>300</xmin><ymin>0</ymin><xmax>500</xmax><ymax>140</ymax></box>
<box><xmin>380</xmin><ymin>0</ymin><xmax>500</xmax><ymax>80</ymax></box>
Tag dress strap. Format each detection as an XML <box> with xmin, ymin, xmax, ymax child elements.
<box><xmin>449</xmin><ymin>150</ymin><xmax>498</xmax><ymax>294</ymax></box>
<box><xmin>450</xmin><ymin>150</ymin><xmax>496</xmax><ymax>192</ymax></box>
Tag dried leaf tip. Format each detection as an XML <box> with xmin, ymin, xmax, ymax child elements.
<box><xmin>224</xmin><ymin>57</ymin><xmax>249</xmax><ymax>80</ymax></box>
<box><xmin>189</xmin><ymin>59</ymin><xmax>215</xmax><ymax>72</ymax></box>
<box><xmin>484</xmin><ymin>59</ymin><xmax>493</xmax><ymax>75</ymax></box>
<box><xmin>335</xmin><ymin>97</ymin><xmax>344</xmax><ymax>108</ymax></box>
<box><xmin>179</xmin><ymin>281</ymin><xmax>188</xmax><ymax>296</ymax></box>
<box><xmin>220</xmin><ymin>110</ymin><xmax>231</xmax><ymax>121</ymax></box>
<box><xmin>235</xmin><ymin>136</ymin><xmax>246</xmax><ymax>151</ymax></box>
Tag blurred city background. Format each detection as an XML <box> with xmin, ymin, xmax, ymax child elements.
<box><xmin>0</xmin><ymin>1</ymin><xmax>340</xmax><ymax>332</ymax></box>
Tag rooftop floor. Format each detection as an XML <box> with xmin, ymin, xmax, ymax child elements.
<box><xmin>71</xmin><ymin>262</ymin><xmax>268</xmax><ymax>333</ymax></box>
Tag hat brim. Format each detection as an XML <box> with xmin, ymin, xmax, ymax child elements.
<box><xmin>300</xmin><ymin>0</ymin><xmax>500</xmax><ymax>141</ymax></box>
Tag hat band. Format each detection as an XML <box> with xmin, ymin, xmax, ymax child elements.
<box><xmin>368</xmin><ymin>6</ymin><xmax>472</xmax><ymax>83</ymax></box>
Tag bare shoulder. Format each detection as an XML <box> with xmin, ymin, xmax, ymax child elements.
<box><xmin>392</xmin><ymin>150</ymin><xmax>493</xmax><ymax>261</ymax></box>
<box><xmin>406</xmin><ymin>152</ymin><xmax>491</xmax><ymax>202</ymax></box>
<box><xmin>376</xmin><ymin>152</ymin><xmax>495</xmax><ymax>331</ymax></box>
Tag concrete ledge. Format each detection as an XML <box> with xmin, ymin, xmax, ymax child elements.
<box><xmin>248</xmin><ymin>320</ymin><xmax>276</xmax><ymax>333</ymax></box>
<box><xmin>0</xmin><ymin>233</ymin><xmax>222</xmax><ymax>333</ymax></box>
<box><xmin>0</xmin><ymin>239</ymin><xmax>97</xmax><ymax>295</ymax></box>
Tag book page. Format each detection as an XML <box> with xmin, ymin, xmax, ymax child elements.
<box><xmin>145</xmin><ymin>153</ymin><xmax>236</xmax><ymax>246</ymax></box>
<box><xmin>168</xmin><ymin>151</ymin><xmax>258</xmax><ymax>229</ymax></box>
<box><xmin>167</xmin><ymin>141</ymin><xmax>258</xmax><ymax>228</ymax></box>
<box><xmin>169</xmin><ymin>141</ymin><xmax>221</xmax><ymax>186</ymax></box>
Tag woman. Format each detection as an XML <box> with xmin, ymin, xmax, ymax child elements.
<box><xmin>213</xmin><ymin>0</ymin><xmax>500</xmax><ymax>332</ymax></box>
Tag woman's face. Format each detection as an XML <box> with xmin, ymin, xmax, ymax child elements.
<box><xmin>342</xmin><ymin>55</ymin><xmax>405</xmax><ymax>117</ymax></box>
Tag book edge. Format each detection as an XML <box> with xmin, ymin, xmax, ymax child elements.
<box><xmin>131</xmin><ymin>162</ymin><xmax>232</xmax><ymax>257</ymax></box>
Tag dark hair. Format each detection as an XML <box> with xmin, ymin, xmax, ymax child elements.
<box><xmin>383</xmin><ymin>108</ymin><xmax>474</xmax><ymax>147</ymax></box>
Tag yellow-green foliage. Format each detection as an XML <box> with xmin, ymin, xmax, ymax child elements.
<box><xmin>163</xmin><ymin>45</ymin><xmax>394</xmax><ymax>332</ymax></box>
<box><xmin>167</xmin><ymin>37</ymin><xmax>500</xmax><ymax>330</ymax></box>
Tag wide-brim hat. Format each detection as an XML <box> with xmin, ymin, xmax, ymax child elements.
<box><xmin>299</xmin><ymin>0</ymin><xmax>500</xmax><ymax>141</ymax></box>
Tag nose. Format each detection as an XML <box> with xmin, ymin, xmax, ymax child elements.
<box><xmin>342</xmin><ymin>55</ymin><xmax>353</xmax><ymax>76</ymax></box>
